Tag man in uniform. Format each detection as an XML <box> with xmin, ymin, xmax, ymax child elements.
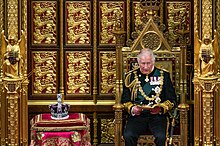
<box><xmin>121</xmin><ymin>48</ymin><xmax>177</xmax><ymax>146</ymax></box>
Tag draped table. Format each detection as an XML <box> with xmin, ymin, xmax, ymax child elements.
<box><xmin>30</xmin><ymin>113</ymin><xmax>91</xmax><ymax>146</ymax></box>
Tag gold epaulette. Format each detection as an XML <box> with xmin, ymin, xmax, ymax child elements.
<box><xmin>160</xmin><ymin>100</ymin><xmax>174</xmax><ymax>114</ymax></box>
<box><xmin>123</xmin><ymin>102</ymin><xmax>134</xmax><ymax>114</ymax></box>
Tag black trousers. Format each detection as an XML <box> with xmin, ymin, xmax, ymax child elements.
<box><xmin>123</xmin><ymin>113</ymin><xmax>168</xmax><ymax>146</ymax></box>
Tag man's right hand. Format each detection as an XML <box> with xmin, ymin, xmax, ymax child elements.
<box><xmin>132</xmin><ymin>106</ymin><xmax>143</xmax><ymax>116</ymax></box>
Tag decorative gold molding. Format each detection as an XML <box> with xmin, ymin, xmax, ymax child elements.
<box><xmin>7</xmin><ymin>0</ymin><xmax>18</xmax><ymax>38</ymax></box>
<box><xmin>93</xmin><ymin>0</ymin><xmax>98</xmax><ymax>104</ymax></box>
<box><xmin>28</xmin><ymin>100</ymin><xmax>115</xmax><ymax>105</ymax></box>
<box><xmin>194</xmin><ymin>0</ymin><xmax>199</xmax><ymax>34</ymax></box>
<box><xmin>202</xmin><ymin>0</ymin><xmax>212</xmax><ymax>36</ymax></box>
<box><xmin>101</xmin><ymin>119</ymin><xmax>114</xmax><ymax>143</ymax></box>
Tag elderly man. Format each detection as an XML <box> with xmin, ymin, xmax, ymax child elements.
<box><xmin>121</xmin><ymin>48</ymin><xmax>177</xmax><ymax>146</ymax></box>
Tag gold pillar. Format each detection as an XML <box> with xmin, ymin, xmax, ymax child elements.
<box><xmin>113</xmin><ymin>29</ymin><xmax>126</xmax><ymax>146</ymax></box>
<box><xmin>1</xmin><ymin>78</ymin><xmax>21</xmax><ymax>145</ymax></box>
<box><xmin>193</xmin><ymin>0</ymin><xmax>220</xmax><ymax>145</ymax></box>
<box><xmin>194</xmin><ymin>77</ymin><xmax>219</xmax><ymax>146</ymax></box>
<box><xmin>176</xmin><ymin>29</ymin><xmax>190</xmax><ymax>146</ymax></box>
<box><xmin>92</xmin><ymin>0</ymin><xmax>98</xmax><ymax>145</ymax></box>
<box><xmin>59</xmin><ymin>0</ymin><xmax>64</xmax><ymax>97</ymax></box>
<box><xmin>0</xmin><ymin>0</ymin><xmax>28</xmax><ymax>143</ymax></box>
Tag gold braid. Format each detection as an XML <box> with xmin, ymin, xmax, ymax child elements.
<box><xmin>125</xmin><ymin>70</ymin><xmax>138</xmax><ymax>101</ymax></box>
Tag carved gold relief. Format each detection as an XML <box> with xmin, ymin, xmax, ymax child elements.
<box><xmin>101</xmin><ymin>119</ymin><xmax>114</xmax><ymax>143</ymax></box>
<box><xmin>66</xmin><ymin>1</ymin><xmax>90</xmax><ymax>44</ymax></box>
<box><xmin>33</xmin><ymin>51</ymin><xmax>57</xmax><ymax>94</ymax></box>
<box><xmin>66</xmin><ymin>51</ymin><xmax>90</xmax><ymax>94</ymax></box>
<box><xmin>141</xmin><ymin>31</ymin><xmax>162</xmax><ymax>50</ymax></box>
<box><xmin>2</xmin><ymin>79</ymin><xmax>22</xmax><ymax>146</ymax></box>
<box><xmin>100</xmin><ymin>2</ymin><xmax>124</xmax><ymax>44</ymax></box>
<box><xmin>100</xmin><ymin>52</ymin><xmax>116</xmax><ymax>94</ymax></box>
<box><xmin>1</xmin><ymin>30</ymin><xmax>26</xmax><ymax>79</ymax></box>
<box><xmin>202</xmin><ymin>0</ymin><xmax>212</xmax><ymax>36</ymax></box>
<box><xmin>7</xmin><ymin>0</ymin><xmax>18</xmax><ymax>38</ymax></box>
<box><xmin>216</xmin><ymin>0</ymin><xmax>220</xmax><ymax>74</ymax></box>
<box><xmin>133</xmin><ymin>2</ymin><xmax>149</xmax><ymax>32</ymax></box>
<box><xmin>32</xmin><ymin>2</ymin><xmax>57</xmax><ymax>44</ymax></box>
<box><xmin>167</xmin><ymin>2</ymin><xmax>191</xmax><ymax>45</ymax></box>
<box><xmin>194</xmin><ymin>30</ymin><xmax>219</xmax><ymax>77</ymax></box>
<box><xmin>7</xmin><ymin>94</ymin><xmax>19</xmax><ymax>145</ymax></box>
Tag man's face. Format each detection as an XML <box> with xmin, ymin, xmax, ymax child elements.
<box><xmin>138</xmin><ymin>55</ymin><xmax>154</xmax><ymax>74</ymax></box>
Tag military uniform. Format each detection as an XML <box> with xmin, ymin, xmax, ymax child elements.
<box><xmin>121</xmin><ymin>67</ymin><xmax>177</xmax><ymax>146</ymax></box>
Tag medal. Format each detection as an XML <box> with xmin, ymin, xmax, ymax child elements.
<box><xmin>145</xmin><ymin>75</ymin><xmax>149</xmax><ymax>82</ymax></box>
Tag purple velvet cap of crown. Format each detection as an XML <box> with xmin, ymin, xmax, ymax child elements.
<box><xmin>49</xmin><ymin>103</ymin><xmax>70</xmax><ymax>119</ymax></box>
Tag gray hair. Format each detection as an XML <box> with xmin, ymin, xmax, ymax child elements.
<box><xmin>137</xmin><ymin>48</ymin><xmax>155</xmax><ymax>63</ymax></box>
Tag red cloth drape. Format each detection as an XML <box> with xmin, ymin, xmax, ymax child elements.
<box><xmin>30</xmin><ymin>113</ymin><xmax>91</xmax><ymax>146</ymax></box>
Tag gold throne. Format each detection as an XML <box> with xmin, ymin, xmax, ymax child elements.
<box><xmin>113</xmin><ymin>7</ymin><xmax>189</xmax><ymax>146</ymax></box>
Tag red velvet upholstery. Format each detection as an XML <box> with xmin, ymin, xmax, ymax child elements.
<box><xmin>30</xmin><ymin>113</ymin><xmax>91</xmax><ymax>146</ymax></box>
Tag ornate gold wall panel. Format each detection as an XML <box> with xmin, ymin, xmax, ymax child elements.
<box><xmin>101</xmin><ymin>118</ymin><xmax>115</xmax><ymax>143</ymax></box>
<box><xmin>66</xmin><ymin>1</ymin><xmax>91</xmax><ymax>45</ymax></box>
<box><xmin>66</xmin><ymin>51</ymin><xmax>91</xmax><ymax>94</ymax></box>
<box><xmin>32</xmin><ymin>51</ymin><xmax>57</xmax><ymax>94</ymax></box>
<box><xmin>99</xmin><ymin>51</ymin><xmax>116</xmax><ymax>94</ymax></box>
<box><xmin>166</xmin><ymin>2</ymin><xmax>191</xmax><ymax>45</ymax></box>
<box><xmin>133</xmin><ymin>0</ymin><xmax>164</xmax><ymax>32</ymax></box>
<box><xmin>99</xmin><ymin>1</ymin><xmax>125</xmax><ymax>45</ymax></box>
<box><xmin>32</xmin><ymin>1</ymin><xmax>57</xmax><ymax>44</ymax></box>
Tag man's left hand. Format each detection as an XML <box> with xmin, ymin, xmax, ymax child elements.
<box><xmin>150</xmin><ymin>106</ymin><xmax>162</xmax><ymax>114</ymax></box>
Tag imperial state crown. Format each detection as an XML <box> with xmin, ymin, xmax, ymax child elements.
<box><xmin>49</xmin><ymin>94</ymin><xmax>70</xmax><ymax>120</ymax></box>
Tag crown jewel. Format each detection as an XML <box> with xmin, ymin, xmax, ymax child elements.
<box><xmin>49</xmin><ymin>94</ymin><xmax>70</xmax><ymax>120</ymax></box>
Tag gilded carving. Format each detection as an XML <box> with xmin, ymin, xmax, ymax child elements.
<box><xmin>166</xmin><ymin>2</ymin><xmax>191</xmax><ymax>45</ymax></box>
<box><xmin>216</xmin><ymin>0</ymin><xmax>220</xmax><ymax>75</ymax></box>
<box><xmin>1</xmin><ymin>80</ymin><xmax>22</xmax><ymax>146</ymax></box>
<box><xmin>194</xmin><ymin>0</ymin><xmax>199</xmax><ymax>32</ymax></box>
<box><xmin>138</xmin><ymin>135</ymin><xmax>156</xmax><ymax>146</ymax></box>
<box><xmin>101</xmin><ymin>119</ymin><xmax>114</xmax><ymax>143</ymax></box>
<box><xmin>202</xmin><ymin>0</ymin><xmax>212</xmax><ymax>36</ymax></box>
<box><xmin>33</xmin><ymin>52</ymin><xmax>56</xmax><ymax>94</ymax></box>
<box><xmin>7</xmin><ymin>94</ymin><xmax>19</xmax><ymax>145</ymax></box>
<box><xmin>134</xmin><ymin>2</ymin><xmax>147</xmax><ymax>32</ymax></box>
<box><xmin>141</xmin><ymin>31</ymin><xmax>162</xmax><ymax>50</ymax></box>
<box><xmin>194</xmin><ymin>30</ymin><xmax>219</xmax><ymax>77</ymax></box>
<box><xmin>92</xmin><ymin>0</ymin><xmax>98</xmax><ymax>105</ymax></box>
<box><xmin>100</xmin><ymin>52</ymin><xmax>116</xmax><ymax>94</ymax></box>
<box><xmin>1</xmin><ymin>30</ymin><xmax>26</xmax><ymax>79</ymax></box>
<box><xmin>33</xmin><ymin>2</ymin><xmax>57</xmax><ymax>44</ymax></box>
<box><xmin>7</xmin><ymin>0</ymin><xmax>18</xmax><ymax>39</ymax></box>
<box><xmin>66</xmin><ymin>51</ymin><xmax>90</xmax><ymax>94</ymax></box>
<box><xmin>66</xmin><ymin>1</ymin><xmax>90</xmax><ymax>44</ymax></box>
<box><xmin>133</xmin><ymin>0</ymin><xmax>163</xmax><ymax>32</ymax></box>
<box><xmin>100</xmin><ymin>2</ymin><xmax>124</xmax><ymax>44</ymax></box>
<box><xmin>202</xmin><ymin>90</ymin><xmax>214</xmax><ymax>145</ymax></box>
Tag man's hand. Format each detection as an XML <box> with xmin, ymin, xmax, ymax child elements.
<box><xmin>150</xmin><ymin>106</ymin><xmax>162</xmax><ymax>114</ymax></box>
<box><xmin>132</xmin><ymin>106</ymin><xmax>143</xmax><ymax>116</ymax></box>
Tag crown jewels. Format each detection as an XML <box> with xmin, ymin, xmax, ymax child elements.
<box><xmin>49</xmin><ymin>94</ymin><xmax>70</xmax><ymax>120</ymax></box>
